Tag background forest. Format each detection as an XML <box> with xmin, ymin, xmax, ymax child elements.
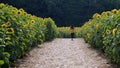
<box><xmin>1</xmin><ymin>0</ymin><xmax>120</xmax><ymax>26</ymax></box>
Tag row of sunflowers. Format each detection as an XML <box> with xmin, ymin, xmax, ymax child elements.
<box><xmin>0</xmin><ymin>3</ymin><xmax>58</xmax><ymax>67</ymax></box>
<box><xmin>57</xmin><ymin>27</ymin><xmax>81</xmax><ymax>38</ymax></box>
<box><xmin>79</xmin><ymin>9</ymin><xmax>120</xmax><ymax>64</ymax></box>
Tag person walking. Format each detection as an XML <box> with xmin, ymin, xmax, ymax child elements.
<box><xmin>70</xmin><ymin>25</ymin><xmax>75</xmax><ymax>41</ymax></box>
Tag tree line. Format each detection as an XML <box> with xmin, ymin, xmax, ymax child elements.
<box><xmin>1</xmin><ymin>0</ymin><xmax>120</xmax><ymax>26</ymax></box>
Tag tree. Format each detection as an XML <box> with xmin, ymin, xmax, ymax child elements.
<box><xmin>1</xmin><ymin>0</ymin><xmax>120</xmax><ymax>26</ymax></box>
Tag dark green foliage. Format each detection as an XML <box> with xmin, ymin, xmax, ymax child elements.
<box><xmin>79</xmin><ymin>9</ymin><xmax>120</xmax><ymax>64</ymax></box>
<box><xmin>1</xmin><ymin>0</ymin><xmax>120</xmax><ymax>26</ymax></box>
<box><xmin>44</xmin><ymin>18</ymin><xmax>58</xmax><ymax>41</ymax></box>
<box><xmin>0</xmin><ymin>3</ymin><xmax>58</xmax><ymax>68</ymax></box>
<box><xmin>57</xmin><ymin>27</ymin><xmax>81</xmax><ymax>38</ymax></box>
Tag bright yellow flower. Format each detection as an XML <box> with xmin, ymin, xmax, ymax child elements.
<box><xmin>11</xmin><ymin>8</ymin><xmax>18</xmax><ymax>14</ymax></box>
<box><xmin>97</xmin><ymin>14</ymin><xmax>101</xmax><ymax>19</ymax></box>
<box><xmin>93</xmin><ymin>13</ymin><xmax>97</xmax><ymax>18</ymax></box>
<box><xmin>6</xmin><ymin>28</ymin><xmax>14</xmax><ymax>34</ymax></box>
<box><xmin>106</xmin><ymin>29</ymin><xmax>110</xmax><ymax>34</ymax></box>
<box><xmin>17</xmin><ymin>10</ymin><xmax>22</xmax><ymax>15</ymax></box>
<box><xmin>30</xmin><ymin>20</ymin><xmax>35</xmax><ymax>24</ymax></box>
<box><xmin>106</xmin><ymin>11</ymin><xmax>111</xmax><ymax>16</ymax></box>
<box><xmin>88</xmin><ymin>20</ymin><xmax>92</xmax><ymax>25</ymax></box>
<box><xmin>11</xmin><ymin>10</ymin><xmax>16</xmax><ymax>14</ymax></box>
<box><xmin>93</xmin><ymin>13</ymin><xmax>101</xmax><ymax>19</ymax></box>
<box><xmin>28</xmin><ymin>14</ymin><xmax>31</xmax><ymax>17</ymax></box>
<box><xmin>0</xmin><ymin>3</ymin><xmax>5</xmax><ymax>9</ymax></box>
<box><xmin>112</xmin><ymin>28</ymin><xmax>117</xmax><ymax>36</ymax></box>
<box><xmin>19</xmin><ymin>8</ymin><xmax>24</xmax><ymax>12</ymax></box>
<box><xmin>6</xmin><ymin>22</ymin><xmax>11</xmax><ymax>27</ymax></box>
<box><xmin>101</xmin><ymin>12</ymin><xmax>106</xmax><ymax>15</ymax></box>
<box><xmin>22</xmin><ymin>24</ymin><xmax>27</xmax><ymax>28</ymax></box>
<box><xmin>112</xmin><ymin>9</ymin><xmax>118</xmax><ymax>14</ymax></box>
<box><xmin>1</xmin><ymin>24</ymin><xmax>6</xmax><ymax>28</ymax></box>
<box><xmin>101</xmin><ymin>12</ymin><xmax>109</xmax><ymax>18</ymax></box>
<box><xmin>13</xmin><ymin>8</ymin><xmax>17</xmax><ymax>11</ymax></box>
<box><xmin>24</xmin><ymin>12</ymin><xmax>27</xmax><ymax>16</ymax></box>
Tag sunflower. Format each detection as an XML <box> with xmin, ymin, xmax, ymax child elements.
<box><xmin>0</xmin><ymin>3</ymin><xmax>5</xmax><ymax>9</ymax></box>
<box><xmin>1</xmin><ymin>24</ymin><xmax>6</xmax><ymax>28</ymax></box>
<box><xmin>19</xmin><ymin>8</ymin><xmax>24</xmax><ymax>12</ymax></box>
<box><xmin>11</xmin><ymin>8</ymin><xmax>18</xmax><ymax>14</ymax></box>
<box><xmin>106</xmin><ymin>11</ymin><xmax>111</xmax><ymax>16</ymax></box>
<box><xmin>6</xmin><ymin>22</ymin><xmax>11</xmax><ymax>27</ymax></box>
<box><xmin>97</xmin><ymin>14</ymin><xmax>101</xmax><ymax>19</ymax></box>
<box><xmin>17</xmin><ymin>10</ymin><xmax>22</xmax><ymax>15</ymax></box>
<box><xmin>101</xmin><ymin>12</ymin><xmax>109</xmax><ymax>18</ymax></box>
<box><xmin>6</xmin><ymin>28</ymin><xmax>14</xmax><ymax>34</ymax></box>
<box><xmin>112</xmin><ymin>28</ymin><xmax>117</xmax><ymax>36</ymax></box>
<box><xmin>93</xmin><ymin>13</ymin><xmax>101</xmax><ymax>19</ymax></box>
<box><xmin>11</xmin><ymin>10</ymin><xmax>15</xmax><ymax>14</ymax></box>
<box><xmin>13</xmin><ymin>8</ymin><xmax>17</xmax><ymax>10</ymax></box>
<box><xmin>106</xmin><ymin>29</ymin><xmax>110</xmax><ymax>34</ymax></box>
<box><xmin>24</xmin><ymin>12</ymin><xmax>27</xmax><ymax>16</ymax></box>
<box><xmin>101</xmin><ymin>12</ymin><xmax>106</xmax><ymax>15</ymax></box>
<box><xmin>112</xmin><ymin>9</ymin><xmax>118</xmax><ymax>14</ymax></box>
<box><xmin>22</xmin><ymin>24</ymin><xmax>27</xmax><ymax>28</ymax></box>
<box><xmin>30</xmin><ymin>20</ymin><xmax>35</xmax><ymax>24</ymax></box>
<box><xmin>88</xmin><ymin>20</ymin><xmax>92</xmax><ymax>25</ymax></box>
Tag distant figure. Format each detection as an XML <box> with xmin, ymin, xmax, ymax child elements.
<box><xmin>70</xmin><ymin>25</ymin><xmax>75</xmax><ymax>41</ymax></box>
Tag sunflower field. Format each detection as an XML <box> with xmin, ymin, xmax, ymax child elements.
<box><xmin>79</xmin><ymin>9</ymin><xmax>120</xmax><ymax>64</ymax></box>
<box><xmin>57</xmin><ymin>27</ymin><xmax>81</xmax><ymax>38</ymax></box>
<box><xmin>0</xmin><ymin>3</ymin><xmax>58</xmax><ymax>67</ymax></box>
<box><xmin>1</xmin><ymin>2</ymin><xmax>120</xmax><ymax>68</ymax></box>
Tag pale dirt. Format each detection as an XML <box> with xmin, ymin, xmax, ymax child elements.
<box><xmin>17</xmin><ymin>38</ymin><xmax>113</xmax><ymax>68</ymax></box>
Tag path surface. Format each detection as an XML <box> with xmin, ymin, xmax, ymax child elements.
<box><xmin>18</xmin><ymin>38</ymin><xmax>112</xmax><ymax>68</ymax></box>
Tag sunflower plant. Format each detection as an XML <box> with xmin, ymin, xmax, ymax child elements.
<box><xmin>0</xmin><ymin>3</ymin><xmax>58</xmax><ymax>67</ymax></box>
<box><xmin>79</xmin><ymin>9</ymin><xmax>120</xmax><ymax>64</ymax></box>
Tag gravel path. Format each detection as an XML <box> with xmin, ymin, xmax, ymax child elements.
<box><xmin>18</xmin><ymin>38</ymin><xmax>112</xmax><ymax>68</ymax></box>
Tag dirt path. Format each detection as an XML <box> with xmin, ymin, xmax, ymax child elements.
<box><xmin>18</xmin><ymin>38</ymin><xmax>112</xmax><ymax>68</ymax></box>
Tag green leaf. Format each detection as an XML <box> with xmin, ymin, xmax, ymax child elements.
<box><xmin>112</xmin><ymin>47</ymin><xmax>116</xmax><ymax>55</ymax></box>
<box><xmin>5</xmin><ymin>37</ymin><xmax>11</xmax><ymax>41</ymax></box>
<box><xmin>0</xmin><ymin>60</ymin><xmax>4</xmax><ymax>66</ymax></box>
<box><xmin>3</xmin><ymin>52</ymin><xmax>10</xmax><ymax>58</ymax></box>
<box><xmin>0</xmin><ymin>38</ymin><xmax>2</xmax><ymax>41</ymax></box>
